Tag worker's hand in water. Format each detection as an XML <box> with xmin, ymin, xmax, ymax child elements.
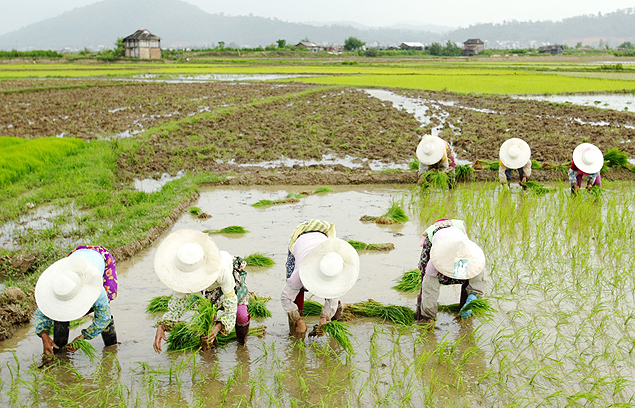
<box><xmin>459</xmin><ymin>294</ymin><xmax>478</xmax><ymax>318</ymax></box>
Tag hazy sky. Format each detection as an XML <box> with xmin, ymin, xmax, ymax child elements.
<box><xmin>2</xmin><ymin>0</ymin><xmax>634</xmax><ymax>35</ymax></box>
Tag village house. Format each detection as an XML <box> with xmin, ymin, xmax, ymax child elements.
<box><xmin>296</xmin><ymin>41</ymin><xmax>322</xmax><ymax>52</ymax></box>
<box><xmin>462</xmin><ymin>39</ymin><xmax>485</xmax><ymax>56</ymax></box>
<box><xmin>123</xmin><ymin>29</ymin><xmax>162</xmax><ymax>59</ymax></box>
<box><xmin>538</xmin><ymin>45</ymin><xmax>564</xmax><ymax>55</ymax></box>
<box><xmin>400</xmin><ymin>42</ymin><xmax>424</xmax><ymax>50</ymax></box>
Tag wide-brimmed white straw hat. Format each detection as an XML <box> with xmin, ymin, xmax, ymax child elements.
<box><xmin>154</xmin><ymin>229</ymin><xmax>223</xmax><ymax>293</ymax></box>
<box><xmin>35</xmin><ymin>257</ymin><xmax>103</xmax><ymax>322</ymax></box>
<box><xmin>299</xmin><ymin>238</ymin><xmax>360</xmax><ymax>299</ymax></box>
<box><xmin>499</xmin><ymin>138</ymin><xmax>531</xmax><ymax>169</ymax></box>
<box><xmin>416</xmin><ymin>135</ymin><xmax>446</xmax><ymax>165</ymax></box>
<box><xmin>430</xmin><ymin>235</ymin><xmax>485</xmax><ymax>280</ymax></box>
<box><xmin>572</xmin><ymin>143</ymin><xmax>603</xmax><ymax>174</ymax></box>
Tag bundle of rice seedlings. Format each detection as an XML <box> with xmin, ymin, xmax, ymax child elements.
<box><xmin>393</xmin><ymin>269</ymin><xmax>421</xmax><ymax>293</ymax></box>
<box><xmin>244</xmin><ymin>253</ymin><xmax>275</xmax><ymax>267</ymax></box>
<box><xmin>204</xmin><ymin>226</ymin><xmax>248</xmax><ymax>234</ymax></box>
<box><xmin>409</xmin><ymin>159</ymin><xmax>420</xmax><ymax>171</ymax></box>
<box><xmin>347</xmin><ymin>240</ymin><xmax>394</xmax><ymax>251</ymax></box>
<box><xmin>459</xmin><ymin>298</ymin><xmax>495</xmax><ymax>317</ymax></box>
<box><xmin>215</xmin><ymin>326</ymin><xmax>266</xmax><ymax>347</ymax></box>
<box><xmin>531</xmin><ymin>160</ymin><xmax>544</xmax><ymax>169</ymax></box>
<box><xmin>359</xmin><ymin>215</ymin><xmax>379</xmax><ymax>222</ymax></box>
<box><xmin>191</xmin><ymin>297</ymin><xmax>218</xmax><ymax>335</ymax></box>
<box><xmin>604</xmin><ymin>147</ymin><xmax>629</xmax><ymax>168</ymax></box>
<box><xmin>587</xmin><ymin>185</ymin><xmax>602</xmax><ymax>198</ymax></box>
<box><xmin>188</xmin><ymin>207</ymin><xmax>202</xmax><ymax>216</ymax></box>
<box><xmin>384</xmin><ymin>201</ymin><xmax>408</xmax><ymax>223</ymax></box>
<box><xmin>252</xmin><ymin>197</ymin><xmax>300</xmax><ymax>207</ymax></box>
<box><xmin>454</xmin><ymin>164</ymin><xmax>474</xmax><ymax>182</ymax></box>
<box><xmin>344</xmin><ymin>300</ymin><xmax>415</xmax><ymax>326</ymax></box>
<box><xmin>316</xmin><ymin>321</ymin><xmax>353</xmax><ymax>353</ymax></box>
<box><xmin>146</xmin><ymin>295</ymin><xmax>172</xmax><ymax>313</ymax></box>
<box><xmin>66</xmin><ymin>338</ymin><xmax>97</xmax><ymax>362</ymax></box>
<box><xmin>302</xmin><ymin>300</ymin><xmax>323</xmax><ymax>316</ymax></box>
<box><xmin>247</xmin><ymin>293</ymin><xmax>272</xmax><ymax>318</ymax></box>
<box><xmin>286</xmin><ymin>192</ymin><xmax>308</xmax><ymax>199</ymax></box>
<box><xmin>418</xmin><ymin>170</ymin><xmax>450</xmax><ymax>190</ymax></box>
<box><xmin>438</xmin><ymin>303</ymin><xmax>462</xmax><ymax>313</ymax></box>
<box><xmin>313</xmin><ymin>186</ymin><xmax>333</xmax><ymax>194</ymax></box>
<box><xmin>522</xmin><ymin>181</ymin><xmax>549</xmax><ymax>196</ymax></box>
<box><xmin>167</xmin><ymin>322</ymin><xmax>203</xmax><ymax>352</ymax></box>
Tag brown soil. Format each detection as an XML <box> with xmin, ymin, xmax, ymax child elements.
<box><xmin>0</xmin><ymin>287</ymin><xmax>35</xmax><ymax>342</ymax></box>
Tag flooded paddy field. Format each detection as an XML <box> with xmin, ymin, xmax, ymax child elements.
<box><xmin>2</xmin><ymin>183</ymin><xmax>635</xmax><ymax>406</ymax></box>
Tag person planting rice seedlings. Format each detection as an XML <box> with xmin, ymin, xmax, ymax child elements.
<box><xmin>569</xmin><ymin>143</ymin><xmax>603</xmax><ymax>195</ymax></box>
<box><xmin>416</xmin><ymin>219</ymin><xmax>487</xmax><ymax>326</ymax></box>
<box><xmin>34</xmin><ymin>245</ymin><xmax>118</xmax><ymax>355</ymax></box>
<box><xmin>281</xmin><ymin>219</ymin><xmax>360</xmax><ymax>340</ymax></box>
<box><xmin>498</xmin><ymin>138</ymin><xmax>532</xmax><ymax>187</ymax></box>
<box><xmin>415</xmin><ymin>134</ymin><xmax>456</xmax><ymax>189</ymax></box>
<box><xmin>153</xmin><ymin>229</ymin><xmax>250</xmax><ymax>352</ymax></box>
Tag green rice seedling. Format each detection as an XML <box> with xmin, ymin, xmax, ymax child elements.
<box><xmin>454</xmin><ymin>165</ymin><xmax>474</xmax><ymax>182</ymax></box>
<box><xmin>66</xmin><ymin>338</ymin><xmax>97</xmax><ymax>362</ymax></box>
<box><xmin>409</xmin><ymin>159</ymin><xmax>420</xmax><ymax>171</ymax></box>
<box><xmin>316</xmin><ymin>321</ymin><xmax>353</xmax><ymax>353</ymax></box>
<box><xmin>344</xmin><ymin>300</ymin><xmax>415</xmax><ymax>325</ymax></box>
<box><xmin>419</xmin><ymin>170</ymin><xmax>450</xmax><ymax>190</ymax></box>
<box><xmin>603</xmin><ymin>147</ymin><xmax>629</xmax><ymax>168</ymax></box>
<box><xmin>215</xmin><ymin>325</ymin><xmax>266</xmax><ymax>347</ymax></box>
<box><xmin>460</xmin><ymin>298</ymin><xmax>495</xmax><ymax>317</ymax></box>
<box><xmin>188</xmin><ymin>206</ymin><xmax>202</xmax><ymax>216</ymax></box>
<box><xmin>313</xmin><ymin>186</ymin><xmax>333</xmax><ymax>194</ymax></box>
<box><xmin>167</xmin><ymin>322</ymin><xmax>203</xmax><ymax>352</ymax></box>
<box><xmin>393</xmin><ymin>269</ymin><xmax>421</xmax><ymax>293</ymax></box>
<box><xmin>204</xmin><ymin>226</ymin><xmax>248</xmax><ymax>234</ymax></box>
<box><xmin>303</xmin><ymin>300</ymin><xmax>323</xmax><ymax>316</ymax></box>
<box><xmin>252</xmin><ymin>199</ymin><xmax>274</xmax><ymax>207</ymax></box>
<box><xmin>146</xmin><ymin>295</ymin><xmax>172</xmax><ymax>313</ymax></box>
<box><xmin>244</xmin><ymin>253</ymin><xmax>275</xmax><ymax>267</ymax></box>
<box><xmin>247</xmin><ymin>293</ymin><xmax>272</xmax><ymax>318</ymax></box>
<box><xmin>587</xmin><ymin>185</ymin><xmax>602</xmax><ymax>198</ymax></box>
<box><xmin>347</xmin><ymin>240</ymin><xmax>394</xmax><ymax>251</ymax></box>
<box><xmin>522</xmin><ymin>181</ymin><xmax>549</xmax><ymax>195</ymax></box>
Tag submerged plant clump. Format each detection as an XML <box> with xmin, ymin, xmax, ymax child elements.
<box><xmin>393</xmin><ymin>269</ymin><xmax>421</xmax><ymax>293</ymax></box>
<box><xmin>252</xmin><ymin>197</ymin><xmax>300</xmax><ymax>207</ymax></box>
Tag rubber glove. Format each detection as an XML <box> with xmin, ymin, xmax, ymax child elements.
<box><xmin>459</xmin><ymin>294</ymin><xmax>478</xmax><ymax>318</ymax></box>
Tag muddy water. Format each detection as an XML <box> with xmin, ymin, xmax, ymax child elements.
<box><xmin>0</xmin><ymin>185</ymin><xmax>478</xmax><ymax>406</ymax></box>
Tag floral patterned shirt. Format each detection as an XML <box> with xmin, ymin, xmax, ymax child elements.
<box><xmin>418</xmin><ymin>219</ymin><xmax>468</xmax><ymax>285</ymax></box>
